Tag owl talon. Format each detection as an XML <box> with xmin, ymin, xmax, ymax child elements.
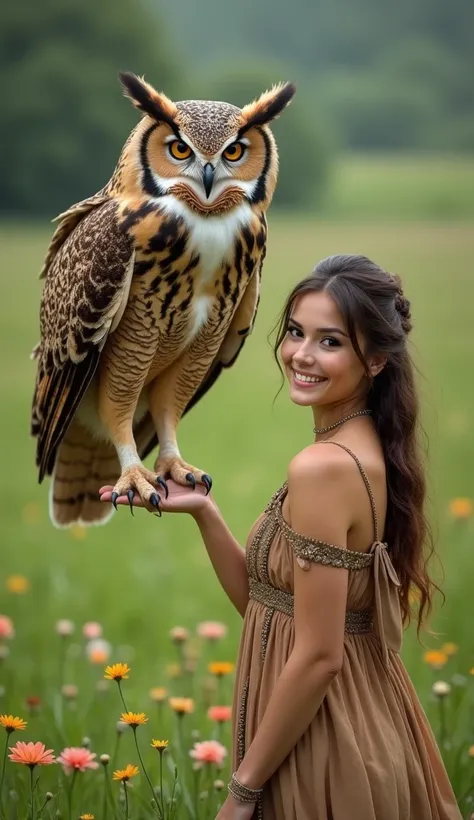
<box><xmin>202</xmin><ymin>474</ymin><xmax>212</xmax><ymax>495</ymax></box>
<box><xmin>185</xmin><ymin>473</ymin><xmax>196</xmax><ymax>490</ymax></box>
<box><xmin>150</xmin><ymin>492</ymin><xmax>161</xmax><ymax>517</ymax></box>
<box><xmin>111</xmin><ymin>491</ymin><xmax>119</xmax><ymax>510</ymax></box>
<box><xmin>127</xmin><ymin>489</ymin><xmax>135</xmax><ymax>515</ymax></box>
<box><xmin>156</xmin><ymin>477</ymin><xmax>169</xmax><ymax>499</ymax></box>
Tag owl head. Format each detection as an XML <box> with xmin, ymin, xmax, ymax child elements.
<box><xmin>115</xmin><ymin>72</ymin><xmax>296</xmax><ymax>216</ymax></box>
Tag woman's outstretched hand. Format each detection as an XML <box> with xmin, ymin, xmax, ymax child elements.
<box><xmin>99</xmin><ymin>479</ymin><xmax>212</xmax><ymax>518</ymax></box>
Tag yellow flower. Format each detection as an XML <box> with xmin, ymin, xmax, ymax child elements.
<box><xmin>120</xmin><ymin>712</ymin><xmax>148</xmax><ymax>728</ymax></box>
<box><xmin>470</xmin><ymin>668</ymin><xmax>474</xmax><ymax>676</ymax></box>
<box><xmin>0</xmin><ymin>715</ymin><xmax>27</xmax><ymax>733</ymax></box>
<box><xmin>469</xmin><ymin>746</ymin><xmax>474</xmax><ymax>758</ymax></box>
<box><xmin>69</xmin><ymin>524</ymin><xmax>87</xmax><ymax>540</ymax></box>
<box><xmin>169</xmin><ymin>697</ymin><xmax>194</xmax><ymax>715</ymax></box>
<box><xmin>208</xmin><ymin>661</ymin><xmax>235</xmax><ymax>677</ymax></box>
<box><xmin>449</xmin><ymin>498</ymin><xmax>473</xmax><ymax>519</ymax></box>
<box><xmin>166</xmin><ymin>663</ymin><xmax>182</xmax><ymax>678</ymax></box>
<box><xmin>441</xmin><ymin>642</ymin><xmax>458</xmax><ymax>657</ymax></box>
<box><xmin>6</xmin><ymin>576</ymin><xmax>30</xmax><ymax>594</ymax></box>
<box><xmin>112</xmin><ymin>764</ymin><xmax>139</xmax><ymax>782</ymax></box>
<box><xmin>80</xmin><ymin>815</ymin><xmax>95</xmax><ymax>819</ymax></box>
<box><xmin>151</xmin><ymin>739</ymin><xmax>169</xmax><ymax>751</ymax></box>
<box><xmin>423</xmin><ymin>650</ymin><xmax>448</xmax><ymax>670</ymax></box>
<box><xmin>150</xmin><ymin>687</ymin><xmax>168</xmax><ymax>702</ymax></box>
<box><xmin>104</xmin><ymin>663</ymin><xmax>130</xmax><ymax>681</ymax></box>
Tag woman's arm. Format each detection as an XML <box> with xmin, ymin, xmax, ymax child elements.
<box><xmin>234</xmin><ymin>448</ymin><xmax>354</xmax><ymax>790</ymax></box>
<box><xmin>193</xmin><ymin>500</ymin><xmax>249</xmax><ymax>617</ymax></box>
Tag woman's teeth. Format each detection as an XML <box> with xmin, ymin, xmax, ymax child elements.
<box><xmin>293</xmin><ymin>371</ymin><xmax>326</xmax><ymax>384</ymax></box>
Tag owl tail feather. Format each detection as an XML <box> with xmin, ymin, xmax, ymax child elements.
<box><xmin>50</xmin><ymin>420</ymin><xmax>119</xmax><ymax>528</ymax></box>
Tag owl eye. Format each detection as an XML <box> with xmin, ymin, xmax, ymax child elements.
<box><xmin>223</xmin><ymin>142</ymin><xmax>245</xmax><ymax>162</ymax></box>
<box><xmin>168</xmin><ymin>140</ymin><xmax>192</xmax><ymax>161</ymax></box>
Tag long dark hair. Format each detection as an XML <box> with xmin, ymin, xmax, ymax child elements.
<box><xmin>273</xmin><ymin>254</ymin><xmax>441</xmax><ymax>635</ymax></box>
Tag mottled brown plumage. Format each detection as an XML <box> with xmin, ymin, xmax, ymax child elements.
<box><xmin>31</xmin><ymin>72</ymin><xmax>295</xmax><ymax>526</ymax></box>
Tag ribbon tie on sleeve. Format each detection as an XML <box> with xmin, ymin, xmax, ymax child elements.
<box><xmin>369</xmin><ymin>541</ymin><xmax>402</xmax><ymax>667</ymax></box>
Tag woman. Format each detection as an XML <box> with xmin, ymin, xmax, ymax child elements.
<box><xmin>101</xmin><ymin>254</ymin><xmax>461</xmax><ymax>819</ymax></box>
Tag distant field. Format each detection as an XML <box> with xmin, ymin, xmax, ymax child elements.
<box><xmin>1</xmin><ymin>212</ymin><xmax>473</xmax><ymax>687</ymax></box>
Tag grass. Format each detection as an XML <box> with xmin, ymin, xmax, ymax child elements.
<box><xmin>0</xmin><ymin>206</ymin><xmax>473</xmax><ymax>814</ymax></box>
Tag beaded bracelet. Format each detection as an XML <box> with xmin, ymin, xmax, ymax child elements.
<box><xmin>228</xmin><ymin>772</ymin><xmax>263</xmax><ymax>803</ymax></box>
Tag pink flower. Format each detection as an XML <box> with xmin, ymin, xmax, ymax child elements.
<box><xmin>189</xmin><ymin>740</ymin><xmax>227</xmax><ymax>768</ymax></box>
<box><xmin>57</xmin><ymin>746</ymin><xmax>99</xmax><ymax>774</ymax></box>
<box><xmin>197</xmin><ymin>622</ymin><xmax>227</xmax><ymax>641</ymax></box>
<box><xmin>208</xmin><ymin>705</ymin><xmax>232</xmax><ymax>723</ymax></box>
<box><xmin>0</xmin><ymin>616</ymin><xmax>14</xmax><ymax>640</ymax></box>
<box><xmin>9</xmin><ymin>741</ymin><xmax>55</xmax><ymax>767</ymax></box>
<box><xmin>82</xmin><ymin>622</ymin><xmax>102</xmax><ymax>640</ymax></box>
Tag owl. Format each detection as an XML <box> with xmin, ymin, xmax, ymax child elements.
<box><xmin>31</xmin><ymin>72</ymin><xmax>295</xmax><ymax>527</ymax></box>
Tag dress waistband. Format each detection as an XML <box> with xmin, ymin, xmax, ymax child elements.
<box><xmin>249</xmin><ymin>578</ymin><xmax>373</xmax><ymax>634</ymax></box>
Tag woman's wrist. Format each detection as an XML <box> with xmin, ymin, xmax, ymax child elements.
<box><xmin>191</xmin><ymin>495</ymin><xmax>219</xmax><ymax>526</ymax></box>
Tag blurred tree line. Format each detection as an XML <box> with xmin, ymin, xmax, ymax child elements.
<box><xmin>2</xmin><ymin>0</ymin><xmax>474</xmax><ymax>216</ymax></box>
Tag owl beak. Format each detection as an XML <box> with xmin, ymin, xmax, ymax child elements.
<box><xmin>202</xmin><ymin>163</ymin><xmax>215</xmax><ymax>198</ymax></box>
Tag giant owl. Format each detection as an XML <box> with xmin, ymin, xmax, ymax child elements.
<box><xmin>31</xmin><ymin>72</ymin><xmax>295</xmax><ymax>527</ymax></box>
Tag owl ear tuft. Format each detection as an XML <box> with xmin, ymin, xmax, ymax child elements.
<box><xmin>119</xmin><ymin>72</ymin><xmax>179</xmax><ymax>132</ymax></box>
<box><xmin>239</xmin><ymin>82</ymin><xmax>296</xmax><ymax>133</ymax></box>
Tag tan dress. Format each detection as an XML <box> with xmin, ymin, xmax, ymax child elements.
<box><xmin>232</xmin><ymin>442</ymin><xmax>461</xmax><ymax>820</ymax></box>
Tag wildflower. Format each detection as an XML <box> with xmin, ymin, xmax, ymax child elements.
<box><xmin>112</xmin><ymin>764</ymin><xmax>139</xmax><ymax>782</ymax></box>
<box><xmin>87</xmin><ymin>639</ymin><xmax>111</xmax><ymax>664</ymax></box>
<box><xmin>100</xmin><ymin>754</ymin><xmax>110</xmax><ymax>766</ymax></box>
<box><xmin>0</xmin><ymin>616</ymin><xmax>14</xmax><ymax>640</ymax></box>
<box><xmin>82</xmin><ymin>622</ymin><xmax>103</xmax><ymax>640</ymax></box>
<box><xmin>469</xmin><ymin>746</ymin><xmax>474</xmax><ymax>758</ymax></box>
<box><xmin>197</xmin><ymin>622</ymin><xmax>228</xmax><ymax>641</ymax></box>
<box><xmin>432</xmin><ymin>681</ymin><xmax>451</xmax><ymax>699</ymax></box>
<box><xmin>169</xmin><ymin>697</ymin><xmax>194</xmax><ymax>715</ymax></box>
<box><xmin>214</xmin><ymin>779</ymin><xmax>225</xmax><ymax>791</ymax></box>
<box><xmin>208</xmin><ymin>706</ymin><xmax>232</xmax><ymax>723</ymax></box>
<box><xmin>151</xmin><ymin>739</ymin><xmax>169</xmax><ymax>752</ymax></box>
<box><xmin>25</xmin><ymin>696</ymin><xmax>41</xmax><ymax>715</ymax></box>
<box><xmin>6</xmin><ymin>576</ymin><xmax>30</xmax><ymax>594</ymax></box>
<box><xmin>120</xmin><ymin>712</ymin><xmax>148</xmax><ymax>728</ymax></box>
<box><xmin>423</xmin><ymin>650</ymin><xmax>448</xmax><ymax>670</ymax></box>
<box><xmin>441</xmin><ymin>642</ymin><xmax>458</xmax><ymax>657</ymax></box>
<box><xmin>0</xmin><ymin>715</ymin><xmax>27</xmax><ymax>734</ymax></box>
<box><xmin>61</xmin><ymin>684</ymin><xmax>78</xmax><ymax>700</ymax></box>
<box><xmin>0</xmin><ymin>647</ymin><xmax>9</xmax><ymax>661</ymax></box>
<box><xmin>170</xmin><ymin>626</ymin><xmax>189</xmax><ymax>643</ymax></box>
<box><xmin>81</xmin><ymin>737</ymin><xmax>91</xmax><ymax>748</ymax></box>
<box><xmin>449</xmin><ymin>498</ymin><xmax>472</xmax><ymax>519</ymax></box>
<box><xmin>104</xmin><ymin>663</ymin><xmax>130</xmax><ymax>681</ymax></box>
<box><xmin>149</xmin><ymin>687</ymin><xmax>168</xmax><ymax>702</ymax></box>
<box><xmin>57</xmin><ymin>747</ymin><xmax>99</xmax><ymax>774</ymax></box>
<box><xmin>208</xmin><ymin>661</ymin><xmax>234</xmax><ymax>677</ymax></box>
<box><xmin>80</xmin><ymin>815</ymin><xmax>95</xmax><ymax>820</ymax></box>
<box><xmin>69</xmin><ymin>524</ymin><xmax>87</xmax><ymax>540</ymax></box>
<box><xmin>189</xmin><ymin>740</ymin><xmax>227</xmax><ymax>768</ymax></box>
<box><xmin>116</xmin><ymin>721</ymin><xmax>127</xmax><ymax>734</ymax></box>
<box><xmin>56</xmin><ymin>619</ymin><xmax>74</xmax><ymax>637</ymax></box>
<box><xmin>8</xmin><ymin>741</ymin><xmax>55</xmax><ymax>767</ymax></box>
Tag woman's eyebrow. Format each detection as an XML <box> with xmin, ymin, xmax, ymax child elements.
<box><xmin>288</xmin><ymin>319</ymin><xmax>348</xmax><ymax>337</ymax></box>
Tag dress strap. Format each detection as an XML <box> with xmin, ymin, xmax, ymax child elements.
<box><xmin>317</xmin><ymin>441</ymin><xmax>380</xmax><ymax>542</ymax></box>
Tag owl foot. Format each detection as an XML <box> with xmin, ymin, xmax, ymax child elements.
<box><xmin>111</xmin><ymin>465</ymin><xmax>163</xmax><ymax>515</ymax></box>
<box><xmin>154</xmin><ymin>456</ymin><xmax>213</xmax><ymax>496</ymax></box>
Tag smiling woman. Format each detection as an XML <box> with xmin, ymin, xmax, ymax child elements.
<box><xmin>101</xmin><ymin>253</ymin><xmax>461</xmax><ymax>819</ymax></box>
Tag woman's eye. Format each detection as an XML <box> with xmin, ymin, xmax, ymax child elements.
<box><xmin>321</xmin><ymin>337</ymin><xmax>340</xmax><ymax>347</ymax></box>
<box><xmin>223</xmin><ymin>142</ymin><xmax>245</xmax><ymax>162</ymax></box>
<box><xmin>168</xmin><ymin>140</ymin><xmax>192</xmax><ymax>161</ymax></box>
<box><xmin>287</xmin><ymin>326</ymin><xmax>302</xmax><ymax>338</ymax></box>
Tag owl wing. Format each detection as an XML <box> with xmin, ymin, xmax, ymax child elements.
<box><xmin>40</xmin><ymin>190</ymin><xmax>108</xmax><ymax>279</ymax></box>
<box><xmin>137</xmin><ymin>251</ymin><xmax>264</xmax><ymax>462</ymax></box>
<box><xmin>32</xmin><ymin>199</ymin><xmax>134</xmax><ymax>481</ymax></box>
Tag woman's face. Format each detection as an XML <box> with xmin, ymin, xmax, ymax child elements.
<box><xmin>280</xmin><ymin>290</ymin><xmax>369</xmax><ymax>408</ymax></box>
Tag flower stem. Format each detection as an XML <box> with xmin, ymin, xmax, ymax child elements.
<box><xmin>0</xmin><ymin>733</ymin><xmax>8</xmax><ymax>813</ymax></box>
<box><xmin>132</xmin><ymin>729</ymin><xmax>160</xmax><ymax>818</ymax></box>
<box><xmin>438</xmin><ymin>699</ymin><xmax>447</xmax><ymax>748</ymax></box>
<box><xmin>67</xmin><ymin>769</ymin><xmax>77</xmax><ymax>820</ymax></box>
<box><xmin>117</xmin><ymin>682</ymin><xmax>129</xmax><ymax>713</ymax></box>
<box><xmin>29</xmin><ymin>765</ymin><xmax>36</xmax><ymax>820</ymax></box>
<box><xmin>123</xmin><ymin>781</ymin><xmax>129</xmax><ymax>820</ymax></box>
<box><xmin>159</xmin><ymin>751</ymin><xmax>165</xmax><ymax>819</ymax></box>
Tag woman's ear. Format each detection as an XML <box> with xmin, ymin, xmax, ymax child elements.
<box><xmin>368</xmin><ymin>355</ymin><xmax>387</xmax><ymax>378</ymax></box>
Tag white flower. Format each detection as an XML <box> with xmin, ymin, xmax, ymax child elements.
<box><xmin>432</xmin><ymin>681</ymin><xmax>451</xmax><ymax>698</ymax></box>
<box><xmin>56</xmin><ymin>619</ymin><xmax>74</xmax><ymax>637</ymax></box>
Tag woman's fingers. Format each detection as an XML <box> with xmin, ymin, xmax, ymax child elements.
<box><xmin>99</xmin><ymin>489</ymin><xmax>145</xmax><ymax>507</ymax></box>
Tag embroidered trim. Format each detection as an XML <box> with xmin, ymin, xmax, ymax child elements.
<box><xmin>237</xmin><ymin>676</ymin><xmax>249</xmax><ymax>765</ymax></box>
<box><xmin>249</xmin><ymin>578</ymin><xmax>373</xmax><ymax>633</ymax></box>
<box><xmin>260</xmin><ymin>607</ymin><xmax>274</xmax><ymax>662</ymax></box>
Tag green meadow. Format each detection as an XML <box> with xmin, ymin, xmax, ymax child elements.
<box><xmin>0</xmin><ymin>156</ymin><xmax>473</xmax><ymax>815</ymax></box>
